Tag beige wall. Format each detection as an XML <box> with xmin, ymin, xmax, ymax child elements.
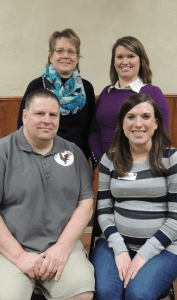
<box><xmin>0</xmin><ymin>0</ymin><xmax>177</xmax><ymax>96</ymax></box>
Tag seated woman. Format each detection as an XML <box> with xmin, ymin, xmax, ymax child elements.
<box><xmin>17</xmin><ymin>28</ymin><xmax>95</xmax><ymax>159</ymax></box>
<box><xmin>89</xmin><ymin>36</ymin><xmax>169</xmax><ymax>166</ymax></box>
<box><xmin>91</xmin><ymin>93</ymin><xmax>177</xmax><ymax>300</ymax></box>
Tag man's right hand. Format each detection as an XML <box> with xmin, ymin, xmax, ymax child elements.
<box><xmin>16</xmin><ymin>251</ymin><xmax>44</xmax><ymax>279</ymax></box>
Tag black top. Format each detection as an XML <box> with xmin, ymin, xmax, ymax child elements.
<box><xmin>17</xmin><ymin>76</ymin><xmax>95</xmax><ymax>159</ymax></box>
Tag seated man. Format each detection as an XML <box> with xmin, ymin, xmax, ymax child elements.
<box><xmin>0</xmin><ymin>89</ymin><xmax>95</xmax><ymax>300</ymax></box>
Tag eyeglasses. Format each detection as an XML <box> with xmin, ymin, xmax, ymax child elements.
<box><xmin>54</xmin><ymin>48</ymin><xmax>77</xmax><ymax>56</ymax></box>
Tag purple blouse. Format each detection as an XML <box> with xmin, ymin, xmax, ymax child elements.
<box><xmin>89</xmin><ymin>84</ymin><xmax>169</xmax><ymax>163</ymax></box>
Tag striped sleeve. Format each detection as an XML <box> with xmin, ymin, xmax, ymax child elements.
<box><xmin>97</xmin><ymin>153</ymin><xmax>128</xmax><ymax>255</ymax></box>
<box><xmin>138</xmin><ymin>150</ymin><xmax>177</xmax><ymax>262</ymax></box>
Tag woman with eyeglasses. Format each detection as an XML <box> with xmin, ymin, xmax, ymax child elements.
<box><xmin>17</xmin><ymin>29</ymin><xmax>95</xmax><ymax>159</ymax></box>
<box><xmin>89</xmin><ymin>36</ymin><xmax>169</xmax><ymax>167</ymax></box>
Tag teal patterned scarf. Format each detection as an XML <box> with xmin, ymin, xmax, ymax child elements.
<box><xmin>42</xmin><ymin>64</ymin><xmax>86</xmax><ymax>115</ymax></box>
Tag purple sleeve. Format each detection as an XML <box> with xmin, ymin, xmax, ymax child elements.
<box><xmin>88</xmin><ymin>99</ymin><xmax>103</xmax><ymax>164</ymax></box>
<box><xmin>141</xmin><ymin>85</ymin><xmax>169</xmax><ymax>134</ymax></box>
<box><xmin>89</xmin><ymin>87</ymin><xmax>110</xmax><ymax>164</ymax></box>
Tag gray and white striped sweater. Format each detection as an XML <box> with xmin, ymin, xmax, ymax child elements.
<box><xmin>97</xmin><ymin>149</ymin><xmax>177</xmax><ymax>262</ymax></box>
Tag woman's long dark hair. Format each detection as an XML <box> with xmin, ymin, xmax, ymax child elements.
<box><xmin>108</xmin><ymin>93</ymin><xmax>172</xmax><ymax>177</ymax></box>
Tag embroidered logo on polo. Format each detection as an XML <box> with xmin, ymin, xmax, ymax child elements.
<box><xmin>54</xmin><ymin>151</ymin><xmax>74</xmax><ymax>166</ymax></box>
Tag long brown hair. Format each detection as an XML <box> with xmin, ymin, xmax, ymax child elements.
<box><xmin>110</xmin><ymin>36</ymin><xmax>152</xmax><ymax>85</ymax></box>
<box><xmin>47</xmin><ymin>29</ymin><xmax>81</xmax><ymax>72</ymax></box>
<box><xmin>109</xmin><ymin>93</ymin><xmax>171</xmax><ymax>177</ymax></box>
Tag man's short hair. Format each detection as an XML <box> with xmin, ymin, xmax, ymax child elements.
<box><xmin>25</xmin><ymin>89</ymin><xmax>60</xmax><ymax>111</ymax></box>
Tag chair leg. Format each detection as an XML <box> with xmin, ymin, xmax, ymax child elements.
<box><xmin>31</xmin><ymin>293</ymin><xmax>47</xmax><ymax>300</ymax></box>
<box><xmin>169</xmin><ymin>283</ymin><xmax>175</xmax><ymax>300</ymax></box>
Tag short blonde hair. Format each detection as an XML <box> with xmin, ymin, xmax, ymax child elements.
<box><xmin>47</xmin><ymin>29</ymin><xmax>81</xmax><ymax>72</ymax></box>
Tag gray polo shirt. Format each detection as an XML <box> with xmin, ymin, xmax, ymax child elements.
<box><xmin>0</xmin><ymin>128</ymin><xmax>94</xmax><ymax>253</ymax></box>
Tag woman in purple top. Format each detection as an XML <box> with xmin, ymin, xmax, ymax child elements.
<box><xmin>89</xmin><ymin>36</ymin><xmax>169</xmax><ymax>166</ymax></box>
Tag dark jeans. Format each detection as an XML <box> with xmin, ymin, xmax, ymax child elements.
<box><xmin>92</xmin><ymin>238</ymin><xmax>177</xmax><ymax>300</ymax></box>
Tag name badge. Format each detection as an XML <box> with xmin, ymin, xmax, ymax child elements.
<box><xmin>54</xmin><ymin>151</ymin><xmax>74</xmax><ymax>166</ymax></box>
<box><xmin>118</xmin><ymin>172</ymin><xmax>137</xmax><ymax>180</ymax></box>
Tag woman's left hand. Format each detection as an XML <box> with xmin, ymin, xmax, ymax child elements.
<box><xmin>124</xmin><ymin>253</ymin><xmax>146</xmax><ymax>288</ymax></box>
